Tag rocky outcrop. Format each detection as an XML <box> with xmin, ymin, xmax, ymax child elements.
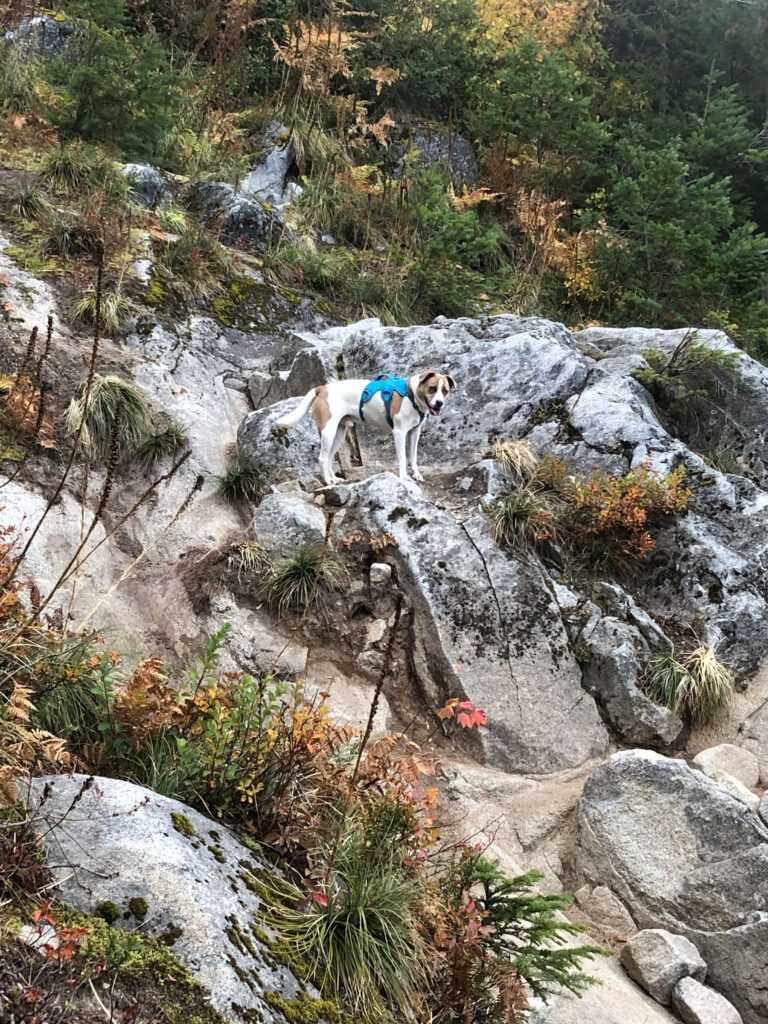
<box><xmin>578</xmin><ymin>750</ymin><xmax>768</xmax><ymax>1023</ymax></box>
<box><xmin>24</xmin><ymin>774</ymin><xmax>319</xmax><ymax>1024</ymax></box>
<box><xmin>619</xmin><ymin>929</ymin><xmax>706</xmax><ymax>1004</ymax></box>
<box><xmin>692</xmin><ymin>744</ymin><xmax>761</xmax><ymax>810</ymax></box>
<box><xmin>340</xmin><ymin>473</ymin><xmax>609</xmax><ymax>774</ymax></box>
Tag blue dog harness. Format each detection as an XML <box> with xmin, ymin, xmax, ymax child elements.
<box><xmin>359</xmin><ymin>375</ymin><xmax>424</xmax><ymax>429</ymax></box>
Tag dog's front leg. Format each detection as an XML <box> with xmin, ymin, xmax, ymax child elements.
<box><xmin>394</xmin><ymin>427</ymin><xmax>409</xmax><ymax>480</ymax></box>
<box><xmin>408</xmin><ymin>427</ymin><xmax>424</xmax><ymax>482</ymax></box>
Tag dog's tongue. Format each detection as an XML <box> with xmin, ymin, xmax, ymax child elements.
<box><xmin>429</xmin><ymin>405</ymin><xmax>442</xmax><ymax>416</ymax></box>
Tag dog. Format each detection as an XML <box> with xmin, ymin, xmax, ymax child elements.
<box><xmin>275</xmin><ymin>370</ymin><xmax>455</xmax><ymax>486</ymax></box>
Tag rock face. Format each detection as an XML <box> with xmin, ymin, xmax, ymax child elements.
<box><xmin>240</xmin><ymin>121</ymin><xmax>297</xmax><ymax>206</ymax></box>
<box><xmin>619</xmin><ymin>929</ymin><xmax>706</xmax><ymax>1004</ymax></box>
<box><xmin>4</xmin><ymin>14</ymin><xmax>80</xmax><ymax>60</ymax></box>
<box><xmin>25</xmin><ymin>774</ymin><xmax>319</xmax><ymax>1024</ymax></box>
<box><xmin>341</xmin><ymin>474</ymin><xmax>609</xmax><ymax>774</ymax></box>
<box><xmin>578</xmin><ymin>750</ymin><xmax>768</xmax><ymax>1023</ymax></box>
<box><xmin>672</xmin><ymin>977</ymin><xmax>744</xmax><ymax>1024</ymax></box>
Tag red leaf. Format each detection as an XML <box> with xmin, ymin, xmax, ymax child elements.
<box><xmin>312</xmin><ymin>892</ymin><xmax>328</xmax><ymax>907</ymax></box>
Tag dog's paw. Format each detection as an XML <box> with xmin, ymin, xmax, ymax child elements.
<box><xmin>410</xmin><ymin>470</ymin><xmax>425</xmax><ymax>483</ymax></box>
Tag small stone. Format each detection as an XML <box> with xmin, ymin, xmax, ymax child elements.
<box><xmin>457</xmin><ymin>476</ymin><xmax>473</xmax><ymax>491</ymax></box>
<box><xmin>692</xmin><ymin>744</ymin><xmax>760</xmax><ymax>790</ymax></box>
<box><xmin>365</xmin><ymin>618</ymin><xmax>387</xmax><ymax>646</ymax></box>
<box><xmin>322</xmin><ymin>484</ymin><xmax>350</xmax><ymax>507</ymax></box>
<box><xmin>314</xmin><ymin>493</ymin><xmax>325</xmax><ymax>506</ymax></box>
<box><xmin>672</xmin><ymin>977</ymin><xmax>743</xmax><ymax>1024</ymax></box>
<box><xmin>369</xmin><ymin>562</ymin><xmax>393</xmax><ymax>592</ymax></box>
<box><xmin>620</xmin><ymin>928</ymin><xmax>706</xmax><ymax>1005</ymax></box>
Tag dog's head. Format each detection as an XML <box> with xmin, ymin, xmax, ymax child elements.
<box><xmin>413</xmin><ymin>370</ymin><xmax>456</xmax><ymax>417</ymax></box>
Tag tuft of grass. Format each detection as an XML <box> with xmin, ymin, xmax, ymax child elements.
<box><xmin>266</xmin><ymin>546</ymin><xmax>349</xmax><ymax>617</ymax></box>
<box><xmin>227</xmin><ymin>540</ymin><xmax>273</xmax><ymax>581</ymax></box>
<box><xmin>645</xmin><ymin>646</ymin><xmax>735</xmax><ymax>723</ymax></box>
<box><xmin>158</xmin><ymin>205</ymin><xmax>188</xmax><ymax>233</ymax></box>
<box><xmin>489</xmin><ymin>485</ymin><xmax>562</xmax><ymax>548</ymax></box>
<box><xmin>134</xmin><ymin>417</ymin><xmax>189</xmax><ymax>470</ymax></box>
<box><xmin>39</xmin><ymin>144</ymin><xmax>92</xmax><ymax>192</ymax></box>
<box><xmin>0</xmin><ymin>40</ymin><xmax>38</xmax><ymax>115</ymax></box>
<box><xmin>14</xmin><ymin>183</ymin><xmax>48</xmax><ymax>220</ymax></box>
<box><xmin>157</xmin><ymin>225</ymin><xmax>235</xmax><ymax>300</ymax></box>
<box><xmin>262</xmin><ymin>844</ymin><xmax>429</xmax><ymax>1020</ymax></box>
<box><xmin>69</xmin><ymin>287</ymin><xmax>141</xmax><ymax>334</ymax></box>
<box><xmin>492</xmin><ymin>438</ymin><xmax>540</xmax><ymax>479</ymax></box>
<box><xmin>65</xmin><ymin>374</ymin><xmax>153</xmax><ymax>461</ymax></box>
<box><xmin>216</xmin><ymin>450</ymin><xmax>268</xmax><ymax>504</ymax></box>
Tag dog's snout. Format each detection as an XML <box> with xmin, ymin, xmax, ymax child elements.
<box><xmin>434</xmin><ymin>399</ymin><xmax>444</xmax><ymax>408</ymax></box>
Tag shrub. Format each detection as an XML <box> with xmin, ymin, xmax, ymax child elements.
<box><xmin>266</xmin><ymin>546</ymin><xmax>349</xmax><ymax>617</ymax></box>
<box><xmin>262</xmin><ymin>842</ymin><xmax>430</xmax><ymax>1020</ymax></box>
<box><xmin>65</xmin><ymin>374</ymin><xmax>153</xmax><ymax>461</ymax></box>
<box><xmin>645</xmin><ymin>646</ymin><xmax>735</xmax><ymax>723</ymax></box>
<box><xmin>216</xmin><ymin>450</ymin><xmax>267</xmax><ymax>504</ymax></box>
<box><xmin>540</xmin><ymin>457</ymin><xmax>692</xmax><ymax>571</ymax></box>
<box><xmin>134</xmin><ymin>417</ymin><xmax>189</xmax><ymax>470</ymax></box>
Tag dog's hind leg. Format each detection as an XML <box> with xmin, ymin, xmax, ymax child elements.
<box><xmin>329</xmin><ymin>421</ymin><xmax>349</xmax><ymax>477</ymax></box>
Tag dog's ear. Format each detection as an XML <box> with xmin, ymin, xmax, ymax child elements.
<box><xmin>445</xmin><ymin>374</ymin><xmax>456</xmax><ymax>391</ymax></box>
<box><xmin>419</xmin><ymin>370</ymin><xmax>438</xmax><ymax>385</ymax></box>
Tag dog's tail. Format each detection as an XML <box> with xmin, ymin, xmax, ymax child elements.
<box><xmin>275</xmin><ymin>387</ymin><xmax>318</xmax><ymax>427</ymax></box>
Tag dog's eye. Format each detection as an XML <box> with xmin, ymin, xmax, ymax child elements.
<box><xmin>429</xmin><ymin>386</ymin><xmax>437</xmax><ymax>393</ymax></box>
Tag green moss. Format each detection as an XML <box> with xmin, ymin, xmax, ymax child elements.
<box><xmin>159</xmin><ymin>922</ymin><xmax>183</xmax><ymax>946</ymax></box>
<box><xmin>0</xmin><ymin>423</ymin><xmax>26</xmax><ymax>462</ymax></box>
<box><xmin>127</xmin><ymin>897</ymin><xmax>149</xmax><ymax>921</ymax></box>
<box><xmin>406</xmin><ymin>516</ymin><xmax>428</xmax><ymax>530</ymax></box>
<box><xmin>171</xmin><ymin>812</ymin><xmax>196</xmax><ymax>838</ymax></box>
<box><xmin>207</xmin><ymin>844</ymin><xmax>226</xmax><ymax>864</ymax></box>
<box><xmin>212</xmin><ymin>276</ymin><xmax>271</xmax><ymax>329</ymax></box>
<box><xmin>277</xmin><ymin>285</ymin><xmax>302</xmax><ymax>306</ymax></box>
<box><xmin>94</xmin><ymin>900</ymin><xmax>121</xmax><ymax>924</ymax></box>
<box><xmin>388</xmin><ymin>506</ymin><xmax>409</xmax><ymax>522</ymax></box>
<box><xmin>264</xmin><ymin>990</ymin><xmax>340</xmax><ymax>1024</ymax></box>
<box><xmin>224</xmin><ymin>915</ymin><xmax>259</xmax><ymax>959</ymax></box>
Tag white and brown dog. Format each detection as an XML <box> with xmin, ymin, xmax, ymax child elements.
<box><xmin>275</xmin><ymin>371</ymin><xmax>455</xmax><ymax>486</ymax></box>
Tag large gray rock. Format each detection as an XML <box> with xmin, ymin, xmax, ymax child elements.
<box><xmin>25</xmin><ymin>774</ymin><xmax>320</xmax><ymax>1024</ymax></box>
<box><xmin>122</xmin><ymin>163</ymin><xmax>173</xmax><ymax>210</ymax></box>
<box><xmin>672</xmin><ymin>977</ymin><xmax>743</xmax><ymax>1024</ymax></box>
<box><xmin>4</xmin><ymin>14</ymin><xmax>80</xmax><ymax>60</ymax></box>
<box><xmin>251</xmin><ymin>491</ymin><xmax>327</xmax><ymax>558</ymax></box>
<box><xmin>186</xmin><ymin>182</ymin><xmax>285</xmax><ymax>248</ymax></box>
<box><xmin>619</xmin><ymin>929</ymin><xmax>706</xmax><ymax>1004</ymax></box>
<box><xmin>389</xmin><ymin>118</ymin><xmax>479</xmax><ymax>185</ymax></box>
<box><xmin>341</xmin><ymin>473</ymin><xmax>609</xmax><ymax>774</ymax></box>
<box><xmin>692</xmin><ymin>744</ymin><xmax>761</xmax><ymax>790</ymax></box>
<box><xmin>578</xmin><ymin>750</ymin><xmax>768</xmax><ymax>1024</ymax></box>
<box><xmin>577</xmin><ymin>615</ymin><xmax>683</xmax><ymax>746</ymax></box>
<box><xmin>240</xmin><ymin>121</ymin><xmax>297</xmax><ymax>207</ymax></box>
<box><xmin>238</xmin><ymin>397</ymin><xmax>327</xmax><ymax>489</ymax></box>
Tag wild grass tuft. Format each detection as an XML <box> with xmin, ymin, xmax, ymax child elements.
<box><xmin>14</xmin><ymin>183</ymin><xmax>48</xmax><ymax>220</ymax></box>
<box><xmin>0</xmin><ymin>40</ymin><xmax>38</xmax><ymax>114</ymax></box>
<box><xmin>134</xmin><ymin>417</ymin><xmax>189</xmax><ymax>470</ymax></box>
<box><xmin>65</xmin><ymin>374</ymin><xmax>152</xmax><ymax>461</ymax></box>
<box><xmin>645</xmin><ymin>646</ymin><xmax>735</xmax><ymax>723</ymax></box>
<box><xmin>227</xmin><ymin>540</ymin><xmax>273</xmax><ymax>581</ymax></box>
<box><xmin>69</xmin><ymin>288</ymin><xmax>141</xmax><ymax>334</ymax></box>
<box><xmin>263</xmin><ymin>843</ymin><xmax>429</xmax><ymax>1020</ymax></box>
<box><xmin>492</xmin><ymin>438</ymin><xmax>540</xmax><ymax>479</ymax></box>
<box><xmin>216</xmin><ymin>450</ymin><xmax>268</xmax><ymax>504</ymax></box>
<box><xmin>157</xmin><ymin>225</ymin><xmax>235</xmax><ymax>300</ymax></box>
<box><xmin>266</xmin><ymin>545</ymin><xmax>349</xmax><ymax>617</ymax></box>
<box><xmin>489</xmin><ymin>485</ymin><xmax>562</xmax><ymax>548</ymax></box>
